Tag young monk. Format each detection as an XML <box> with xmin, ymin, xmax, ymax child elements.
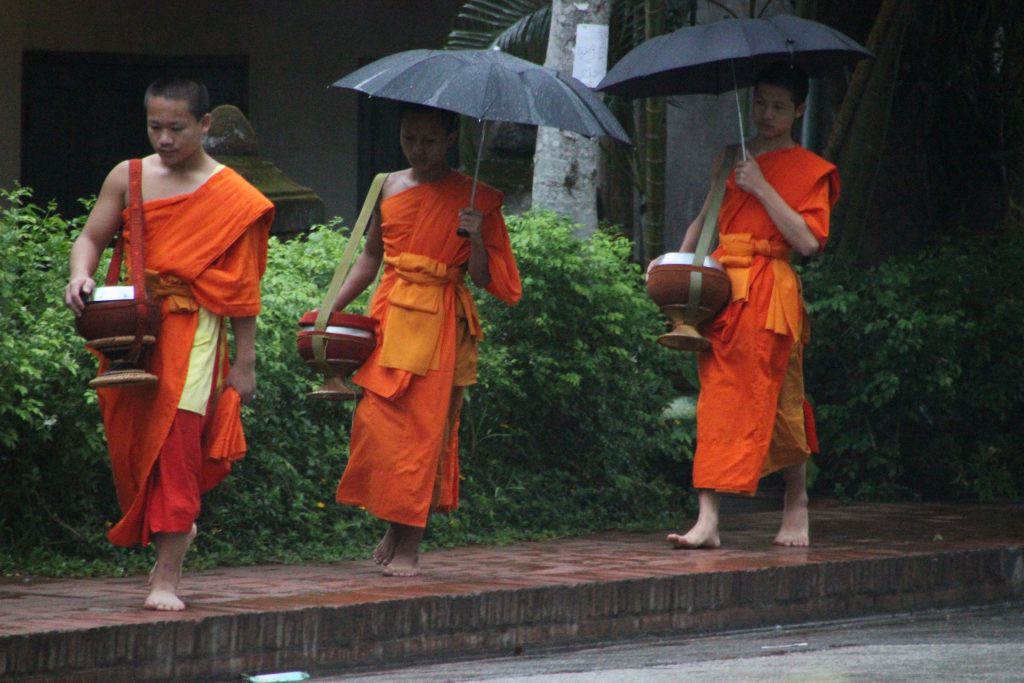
<box><xmin>331</xmin><ymin>104</ymin><xmax>521</xmax><ymax>576</ymax></box>
<box><xmin>668</xmin><ymin>62</ymin><xmax>839</xmax><ymax>550</ymax></box>
<box><xmin>64</xmin><ymin>78</ymin><xmax>274</xmax><ymax>610</ymax></box>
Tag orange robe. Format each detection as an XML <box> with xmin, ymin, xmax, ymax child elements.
<box><xmin>336</xmin><ymin>171</ymin><xmax>521</xmax><ymax>528</ymax></box>
<box><xmin>693</xmin><ymin>145</ymin><xmax>839</xmax><ymax>494</ymax></box>
<box><xmin>98</xmin><ymin>167</ymin><xmax>274</xmax><ymax>546</ymax></box>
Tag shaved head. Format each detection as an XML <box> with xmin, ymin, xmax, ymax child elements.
<box><xmin>144</xmin><ymin>78</ymin><xmax>210</xmax><ymax>119</ymax></box>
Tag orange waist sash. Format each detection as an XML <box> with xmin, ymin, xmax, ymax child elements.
<box><xmin>144</xmin><ymin>269</ymin><xmax>197</xmax><ymax>313</ymax></box>
<box><xmin>378</xmin><ymin>252</ymin><xmax>481</xmax><ymax>375</ymax></box>
<box><xmin>719</xmin><ymin>234</ymin><xmax>800</xmax><ymax>340</ymax></box>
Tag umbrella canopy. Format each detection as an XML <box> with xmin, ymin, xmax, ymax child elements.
<box><xmin>597</xmin><ymin>14</ymin><xmax>871</xmax><ymax>98</ymax></box>
<box><xmin>333</xmin><ymin>48</ymin><xmax>630</xmax><ymax>145</ymax></box>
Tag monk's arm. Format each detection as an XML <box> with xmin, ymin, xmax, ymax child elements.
<box><xmin>679</xmin><ymin>150</ymin><xmax>724</xmax><ymax>252</ymax></box>
<box><xmin>460</xmin><ymin>208</ymin><xmax>491</xmax><ymax>288</ymax></box>
<box><xmin>332</xmin><ymin>211</ymin><xmax>384</xmax><ymax>311</ymax></box>
<box><xmin>65</xmin><ymin>162</ymin><xmax>130</xmax><ymax>315</ymax></box>
<box><xmin>226</xmin><ymin>316</ymin><xmax>257</xmax><ymax>404</ymax></box>
<box><xmin>734</xmin><ymin>158</ymin><xmax>820</xmax><ymax>256</ymax></box>
<box><xmin>680</xmin><ymin>193</ymin><xmax>712</xmax><ymax>252</ymax></box>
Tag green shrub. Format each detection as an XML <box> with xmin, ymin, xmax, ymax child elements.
<box><xmin>802</xmin><ymin>235</ymin><xmax>1024</xmax><ymax>501</ymax></box>
<box><xmin>195</xmin><ymin>220</ymin><xmax>382</xmax><ymax>567</ymax></box>
<box><xmin>435</xmin><ymin>212</ymin><xmax>692</xmax><ymax>543</ymax></box>
<box><xmin>7</xmin><ymin>180</ymin><xmax>1019</xmax><ymax>578</ymax></box>
<box><xmin>0</xmin><ymin>187</ymin><xmax>115</xmax><ymax>566</ymax></box>
<box><xmin>1</xmin><ymin>193</ymin><xmax>693</xmax><ymax>575</ymax></box>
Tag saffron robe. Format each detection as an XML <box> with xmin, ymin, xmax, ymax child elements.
<box><xmin>693</xmin><ymin>145</ymin><xmax>838</xmax><ymax>494</ymax></box>
<box><xmin>98</xmin><ymin>167</ymin><xmax>273</xmax><ymax>546</ymax></box>
<box><xmin>336</xmin><ymin>171</ymin><xmax>521</xmax><ymax>528</ymax></box>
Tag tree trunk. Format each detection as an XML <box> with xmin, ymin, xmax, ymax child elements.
<box><xmin>531</xmin><ymin>0</ymin><xmax>611</xmax><ymax>237</ymax></box>
<box><xmin>641</xmin><ymin>0</ymin><xmax>667</xmax><ymax>263</ymax></box>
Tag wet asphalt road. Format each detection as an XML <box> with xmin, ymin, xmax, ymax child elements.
<box><xmin>311</xmin><ymin>602</ymin><xmax>1024</xmax><ymax>682</ymax></box>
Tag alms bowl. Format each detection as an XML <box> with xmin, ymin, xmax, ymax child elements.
<box><xmin>296</xmin><ymin>310</ymin><xmax>377</xmax><ymax>365</ymax></box>
<box><xmin>75</xmin><ymin>287</ymin><xmax>161</xmax><ymax>342</ymax></box>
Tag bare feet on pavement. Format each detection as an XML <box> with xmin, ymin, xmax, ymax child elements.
<box><xmin>667</xmin><ymin>523</ymin><xmax>721</xmax><ymax>549</ymax></box>
<box><xmin>774</xmin><ymin>493</ymin><xmax>810</xmax><ymax>546</ymax></box>
<box><xmin>382</xmin><ymin>556</ymin><xmax>420</xmax><ymax>577</ymax></box>
<box><xmin>144</xmin><ymin>524</ymin><xmax>196</xmax><ymax>611</ymax></box>
<box><xmin>372</xmin><ymin>525</ymin><xmax>397</xmax><ymax>566</ymax></box>
<box><xmin>669</xmin><ymin>490</ymin><xmax>721</xmax><ymax>549</ymax></box>
<box><xmin>381</xmin><ymin>523</ymin><xmax>424</xmax><ymax>577</ymax></box>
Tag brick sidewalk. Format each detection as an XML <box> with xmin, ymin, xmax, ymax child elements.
<box><xmin>2</xmin><ymin>502</ymin><xmax>1022</xmax><ymax>682</ymax></box>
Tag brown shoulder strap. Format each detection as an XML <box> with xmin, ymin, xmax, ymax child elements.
<box><xmin>126</xmin><ymin>158</ymin><xmax>148</xmax><ymax>300</ymax></box>
<box><xmin>103</xmin><ymin>159</ymin><xmax>147</xmax><ymax>290</ymax></box>
<box><xmin>683</xmin><ymin>145</ymin><xmax>737</xmax><ymax>326</ymax></box>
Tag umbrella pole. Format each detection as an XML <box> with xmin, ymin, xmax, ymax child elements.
<box><xmin>730</xmin><ymin>60</ymin><xmax>748</xmax><ymax>161</ymax></box>
<box><xmin>469</xmin><ymin>120</ymin><xmax>488</xmax><ymax>209</ymax></box>
<box><xmin>457</xmin><ymin>121</ymin><xmax>488</xmax><ymax>238</ymax></box>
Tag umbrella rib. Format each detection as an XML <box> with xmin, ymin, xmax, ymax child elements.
<box><xmin>517</xmin><ymin>71</ymin><xmax>541</xmax><ymax>126</ymax></box>
<box><xmin>550</xmin><ymin>77</ymin><xmax>613</xmax><ymax>138</ymax></box>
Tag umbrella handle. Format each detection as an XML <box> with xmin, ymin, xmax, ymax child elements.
<box><xmin>458</xmin><ymin>120</ymin><xmax>488</xmax><ymax>238</ymax></box>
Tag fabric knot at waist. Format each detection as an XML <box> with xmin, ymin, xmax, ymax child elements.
<box><xmin>378</xmin><ymin>252</ymin><xmax>482</xmax><ymax>375</ymax></box>
<box><xmin>718</xmin><ymin>233</ymin><xmax>800</xmax><ymax>340</ymax></box>
<box><xmin>718</xmin><ymin>233</ymin><xmax>791</xmax><ymax>266</ymax></box>
<box><xmin>144</xmin><ymin>269</ymin><xmax>197</xmax><ymax>313</ymax></box>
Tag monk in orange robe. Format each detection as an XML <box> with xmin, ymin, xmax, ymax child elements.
<box><xmin>65</xmin><ymin>78</ymin><xmax>273</xmax><ymax>610</ymax></box>
<box><xmin>331</xmin><ymin>104</ymin><xmax>521</xmax><ymax>576</ymax></box>
<box><xmin>668</xmin><ymin>63</ymin><xmax>839</xmax><ymax>550</ymax></box>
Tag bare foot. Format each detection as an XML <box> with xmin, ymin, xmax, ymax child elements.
<box><xmin>372</xmin><ymin>525</ymin><xmax>397</xmax><ymax>566</ymax></box>
<box><xmin>147</xmin><ymin>524</ymin><xmax>196</xmax><ymax>586</ymax></box>
<box><xmin>668</xmin><ymin>489</ymin><xmax>722</xmax><ymax>549</ymax></box>
<box><xmin>667</xmin><ymin>525</ymin><xmax>721</xmax><ymax>549</ymax></box>
<box><xmin>144</xmin><ymin>587</ymin><xmax>186</xmax><ymax>611</ymax></box>
<box><xmin>774</xmin><ymin>493</ymin><xmax>809</xmax><ymax>547</ymax></box>
<box><xmin>382</xmin><ymin>523</ymin><xmax>424</xmax><ymax>577</ymax></box>
<box><xmin>143</xmin><ymin>524</ymin><xmax>196</xmax><ymax>611</ymax></box>
<box><xmin>382</xmin><ymin>557</ymin><xmax>420</xmax><ymax>577</ymax></box>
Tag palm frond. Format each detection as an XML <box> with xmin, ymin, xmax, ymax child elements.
<box><xmin>493</xmin><ymin>5</ymin><xmax>552</xmax><ymax>63</ymax></box>
<box><xmin>445</xmin><ymin>0</ymin><xmax>550</xmax><ymax>63</ymax></box>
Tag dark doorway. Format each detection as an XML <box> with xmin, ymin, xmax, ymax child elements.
<box><xmin>357</xmin><ymin>94</ymin><xmax>405</xmax><ymax>203</ymax></box>
<box><xmin>21</xmin><ymin>51</ymin><xmax>248</xmax><ymax>215</ymax></box>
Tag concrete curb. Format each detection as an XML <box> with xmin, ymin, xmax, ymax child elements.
<box><xmin>4</xmin><ymin>546</ymin><xmax>1021</xmax><ymax>682</ymax></box>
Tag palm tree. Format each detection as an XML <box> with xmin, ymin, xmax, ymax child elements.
<box><xmin>815</xmin><ymin>0</ymin><xmax>1024</xmax><ymax>259</ymax></box>
<box><xmin>530</xmin><ymin>0</ymin><xmax>611</xmax><ymax>237</ymax></box>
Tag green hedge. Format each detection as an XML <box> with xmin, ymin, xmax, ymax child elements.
<box><xmin>0</xmin><ymin>188</ymin><xmax>116</xmax><ymax>574</ymax></box>
<box><xmin>10</xmin><ymin>179</ymin><xmax>1015</xmax><ymax>577</ymax></box>
<box><xmin>432</xmin><ymin>212</ymin><xmax>691</xmax><ymax>545</ymax></box>
<box><xmin>802</xmin><ymin>236</ymin><xmax>1024</xmax><ymax>501</ymax></box>
<box><xmin>0</xmin><ymin>189</ymin><xmax>690</xmax><ymax>576</ymax></box>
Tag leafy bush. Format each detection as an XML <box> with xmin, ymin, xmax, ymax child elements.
<box><xmin>6</xmin><ymin>182</ymin><xmax>1019</xmax><ymax>578</ymax></box>
<box><xmin>435</xmin><ymin>212</ymin><xmax>692</xmax><ymax>543</ymax></box>
<box><xmin>194</xmin><ymin>220</ymin><xmax>382</xmax><ymax>567</ymax></box>
<box><xmin>0</xmin><ymin>187</ymin><xmax>115</xmax><ymax>567</ymax></box>
<box><xmin>802</xmin><ymin>235</ymin><xmax>1024</xmax><ymax>501</ymax></box>
<box><xmin>1</xmin><ymin>193</ymin><xmax>692</xmax><ymax>576</ymax></box>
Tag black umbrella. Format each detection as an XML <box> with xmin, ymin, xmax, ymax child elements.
<box><xmin>597</xmin><ymin>14</ymin><xmax>871</xmax><ymax>157</ymax></box>
<box><xmin>333</xmin><ymin>48</ymin><xmax>630</xmax><ymax>208</ymax></box>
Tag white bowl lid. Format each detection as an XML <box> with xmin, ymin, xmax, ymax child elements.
<box><xmin>299</xmin><ymin>325</ymin><xmax>374</xmax><ymax>339</ymax></box>
<box><xmin>90</xmin><ymin>286</ymin><xmax>135</xmax><ymax>301</ymax></box>
<box><xmin>647</xmin><ymin>252</ymin><xmax>724</xmax><ymax>272</ymax></box>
